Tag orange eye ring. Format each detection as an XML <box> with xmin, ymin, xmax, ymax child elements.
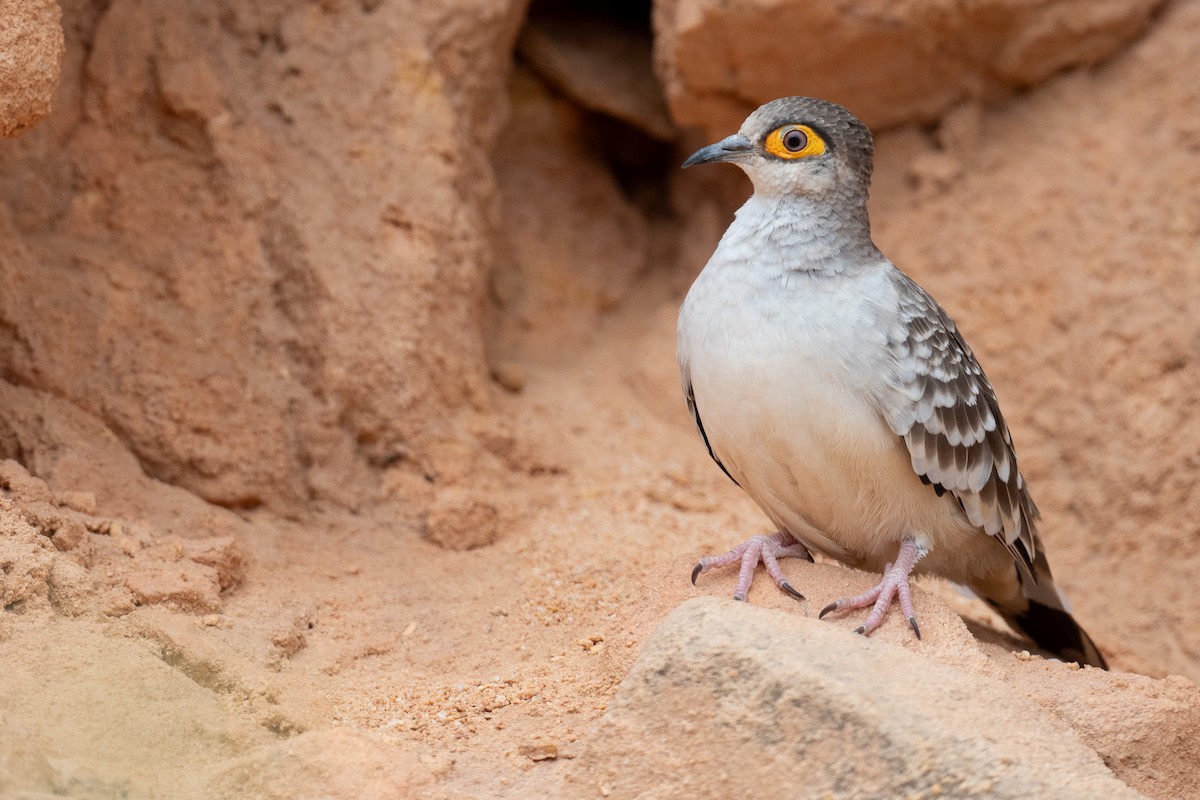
<box><xmin>764</xmin><ymin>124</ymin><xmax>826</xmax><ymax>160</ymax></box>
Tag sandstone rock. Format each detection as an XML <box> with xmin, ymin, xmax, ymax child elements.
<box><xmin>0</xmin><ymin>459</ymin><xmax>55</xmax><ymax>504</ymax></box>
<box><xmin>0</xmin><ymin>0</ymin><xmax>527</xmax><ymax>508</ymax></box>
<box><xmin>125</xmin><ymin>561</ymin><xmax>223</xmax><ymax>613</ymax></box>
<box><xmin>0</xmin><ymin>0</ymin><xmax>63</xmax><ymax>137</ymax></box>
<box><xmin>491</xmin><ymin>69</ymin><xmax>649</xmax><ymax>360</ymax></box>
<box><xmin>181</xmin><ymin>536</ymin><xmax>243</xmax><ymax>591</ymax></box>
<box><xmin>0</xmin><ymin>497</ymin><xmax>55</xmax><ymax>611</ymax></box>
<box><xmin>424</xmin><ymin>486</ymin><xmax>500</xmax><ymax>551</ymax></box>
<box><xmin>517</xmin><ymin>5</ymin><xmax>675</xmax><ymax>140</ymax></box>
<box><xmin>46</xmin><ymin>556</ymin><xmax>92</xmax><ymax>616</ymax></box>
<box><xmin>577</xmin><ymin>598</ymin><xmax>1137</xmax><ymax>798</ymax></box>
<box><xmin>57</xmin><ymin>490</ymin><xmax>97</xmax><ymax>515</ymax></box>
<box><xmin>207</xmin><ymin>729</ymin><xmax>447</xmax><ymax>800</ymax></box>
<box><xmin>653</xmin><ymin>0</ymin><xmax>1162</xmax><ymax>134</ymax></box>
<box><xmin>1020</xmin><ymin>668</ymin><xmax>1200</xmax><ymax>799</ymax></box>
<box><xmin>489</xmin><ymin>360</ymin><xmax>526</xmax><ymax>393</ymax></box>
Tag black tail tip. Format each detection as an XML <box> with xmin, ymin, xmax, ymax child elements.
<box><xmin>1013</xmin><ymin>600</ymin><xmax>1109</xmax><ymax>670</ymax></box>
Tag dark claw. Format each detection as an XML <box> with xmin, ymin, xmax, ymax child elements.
<box><xmin>853</xmin><ymin>626</ymin><xmax>865</xmax><ymax>635</ymax></box>
<box><xmin>691</xmin><ymin>561</ymin><xmax>703</xmax><ymax>585</ymax></box>
<box><xmin>909</xmin><ymin>616</ymin><xmax>921</xmax><ymax>640</ymax></box>
<box><xmin>780</xmin><ymin>581</ymin><xmax>804</xmax><ymax>601</ymax></box>
<box><xmin>733</xmin><ymin>594</ymin><xmax>746</xmax><ymax>602</ymax></box>
<box><xmin>819</xmin><ymin>601</ymin><xmax>839</xmax><ymax>619</ymax></box>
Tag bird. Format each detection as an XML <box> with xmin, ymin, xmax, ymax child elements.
<box><xmin>676</xmin><ymin>96</ymin><xmax>1107</xmax><ymax>669</ymax></box>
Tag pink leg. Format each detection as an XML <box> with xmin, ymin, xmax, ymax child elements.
<box><xmin>691</xmin><ymin>532</ymin><xmax>814</xmax><ymax>602</ymax></box>
<box><xmin>818</xmin><ymin>540</ymin><xmax>926</xmax><ymax>639</ymax></box>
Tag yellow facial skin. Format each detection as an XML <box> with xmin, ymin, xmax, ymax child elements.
<box><xmin>764</xmin><ymin>124</ymin><xmax>827</xmax><ymax>160</ymax></box>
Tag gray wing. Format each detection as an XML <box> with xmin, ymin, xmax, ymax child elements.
<box><xmin>881</xmin><ymin>270</ymin><xmax>1039</xmax><ymax>571</ymax></box>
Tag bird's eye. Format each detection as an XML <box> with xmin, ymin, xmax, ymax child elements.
<box><xmin>765</xmin><ymin>124</ymin><xmax>826</xmax><ymax>160</ymax></box>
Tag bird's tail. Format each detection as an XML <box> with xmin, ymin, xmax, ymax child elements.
<box><xmin>983</xmin><ymin>547</ymin><xmax>1108</xmax><ymax>670</ymax></box>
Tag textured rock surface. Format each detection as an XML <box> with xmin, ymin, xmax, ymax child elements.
<box><xmin>517</xmin><ymin>4</ymin><xmax>675</xmax><ymax>140</ymax></box>
<box><xmin>576</xmin><ymin>598</ymin><xmax>1139</xmax><ymax>798</ymax></box>
<box><xmin>0</xmin><ymin>0</ymin><xmax>64</xmax><ymax>137</ymax></box>
<box><xmin>0</xmin><ymin>0</ymin><xmax>526</xmax><ymax>506</ymax></box>
<box><xmin>490</xmin><ymin>68</ymin><xmax>650</xmax><ymax>361</ymax></box>
<box><xmin>653</xmin><ymin>0</ymin><xmax>1163</xmax><ymax>134</ymax></box>
<box><xmin>208</xmin><ymin>729</ymin><xmax>446</xmax><ymax>800</ymax></box>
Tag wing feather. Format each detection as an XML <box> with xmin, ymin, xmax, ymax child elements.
<box><xmin>881</xmin><ymin>270</ymin><xmax>1040</xmax><ymax>571</ymax></box>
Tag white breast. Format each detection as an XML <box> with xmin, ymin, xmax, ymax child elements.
<box><xmin>678</xmin><ymin>202</ymin><xmax>976</xmax><ymax>570</ymax></box>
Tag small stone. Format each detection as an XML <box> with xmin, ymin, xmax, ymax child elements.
<box><xmin>50</xmin><ymin>519</ymin><xmax>88</xmax><ymax>552</ymax></box>
<box><xmin>47</xmin><ymin>558</ymin><xmax>92</xmax><ymax>616</ymax></box>
<box><xmin>490</xmin><ymin>361</ymin><xmax>526</xmax><ymax>393</ymax></box>
<box><xmin>58</xmin><ymin>490</ymin><xmax>97</xmax><ymax>515</ymax></box>
<box><xmin>0</xmin><ymin>460</ymin><xmax>54</xmax><ymax>503</ymax></box>
<box><xmin>125</xmin><ymin>562</ymin><xmax>222</xmax><ymax>612</ymax></box>
<box><xmin>519</xmin><ymin>741</ymin><xmax>558</xmax><ymax>762</ymax></box>
<box><xmin>424</xmin><ymin>487</ymin><xmax>500</xmax><ymax>551</ymax></box>
<box><xmin>182</xmin><ymin>536</ymin><xmax>244</xmax><ymax>590</ymax></box>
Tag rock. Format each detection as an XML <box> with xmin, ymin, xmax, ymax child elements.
<box><xmin>0</xmin><ymin>460</ymin><xmax>55</xmax><ymax>504</ymax></box>
<box><xmin>48</xmin><ymin>517</ymin><xmax>88</xmax><ymax>553</ymax></box>
<box><xmin>125</xmin><ymin>561</ymin><xmax>223</xmax><ymax>613</ymax></box>
<box><xmin>0</xmin><ymin>498</ymin><xmax>55</xmax><ymax>611</ymax></box>
<box><xmin>0</xmin><ymin>0</ymin><xmax>527</xmax><ymax>508</ymax></box>
<box><xmin>653</xmin><ymin>0</ymin><xmax>1162</xmax><ymax>134</ymax></box>
<box><xmin>517</xmin><ymin>6</ymin><xmax>675</xmax><ymax>140</ymax></box>
<box><xmin>490</xmin><ymin>360</ymin><xmax>526</xmax><ymax>393</ymax></box>
<box><xmin>181</xmin><ymin>536</ymin><xmax>244</xmax><ymax>591</ymax></box>
<box><xmin>1020</xmin><ymin>669</ymin><xmax>1200</xmax><ymax>799</ymax></box>
<box><xmin>423</xmin><ymin>486</ymin><xmax>499</xmax><ymax>551</ymax></box>
<box><xmin>576</xmin><ymin>598</ymin><xmax>1138</xmax><ymax>798</ymax></box>
<box><xmin>0</xmin><ymin>0</ymin><xmax>64</xmax><ymax>137</ymax></box>
<box><xmin>46</xmin><ymin>557</ymin><xmax>92</xmax><ymax>616</ymax></box>
<box><xmin>491</xmin><ymin>69</ymin><xmax>649</xmax><ymax>360</ymax></box>
<box><xmin>57</xmin><ymin>490</ymin><xmax>97</xmax><ymax>515</ymax></box>
<box><xmin>207</xmin><ymin>729</ymin><xmax>446</xmax><ymax>800</ymax></box>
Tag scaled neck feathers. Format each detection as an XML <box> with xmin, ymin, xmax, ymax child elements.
<box><xmin>721</xmin><ymin>193</ymin><xmax>882</xmax><ymax>276</ymax></box>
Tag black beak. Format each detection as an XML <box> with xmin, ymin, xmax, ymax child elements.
<box><xmin>682</xmin><ymin>134</ymin><xmax>753</xmax><ymax>169</ymax></box>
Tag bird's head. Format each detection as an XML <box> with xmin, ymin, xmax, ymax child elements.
<box><xmin>683</xmin><ymin>97</ymin><xmax>874</xmax><ymax>201</ymax></box>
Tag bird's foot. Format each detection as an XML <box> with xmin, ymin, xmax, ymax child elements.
<box><xmin>691</xmin><ymin>532</ymin><xmax>813</xmax><ymax>602</ymax></box>
<box><xmin>819</xmin><ymin>539</ymin><xmax>925</xmax><ymax>639</ymax></box>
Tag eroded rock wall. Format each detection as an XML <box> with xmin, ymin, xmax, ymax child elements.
<box><xmin>0</xmin><ymin>0</ymin><xmax>527</xmax><ymax>507</ymax></box>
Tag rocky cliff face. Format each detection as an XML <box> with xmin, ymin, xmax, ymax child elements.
<box><xmin>1</xmin><ymin>0</ymin><xmax>526</xmax><ymax>507</ymax></box>
<box><xmin>1</xmin><ymin>0</ymin><xmax>1199</xmax><ymax>797</ymax></box>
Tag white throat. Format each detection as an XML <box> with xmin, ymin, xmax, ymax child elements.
<box><xmin>715</xmin><ymin>193</ymin><xmax>880</xmax><ymax>276</ymax></box>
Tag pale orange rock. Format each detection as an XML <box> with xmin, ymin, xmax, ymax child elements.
<box><xmin>577</xmin><ymin>598</ymin><xmax>1140</xmax><ymax>798</ymax></box>
<box><xmin>125</xmin><ymin>561</ymin><xmax>222</xmax><ymax>613</ymax></box>
<box><xmin>653</xmin><ymin>0</ymin><xmax>1162</xmax><ymax>134</ymax></box>
<box><xmin>0</xmin><ymin>0</ymin><xmax>63</xmax><ymax>137</ymax></box>
<box><xmin>424</xmin><ymin>486</ymin><xmax>500</xmax><ymax>551</ymax></box>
